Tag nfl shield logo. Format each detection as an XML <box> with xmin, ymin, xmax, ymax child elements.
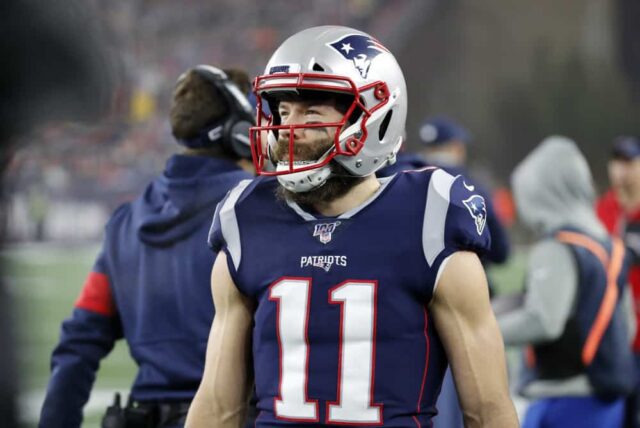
<box><xmin>313</xmin><ymin>221</ymin><xmax>341</xmax><ymax>244</ymax></box>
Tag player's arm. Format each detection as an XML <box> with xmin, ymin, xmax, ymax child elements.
<box><xmin>186</xmin><ymin>251</ymin><xmax>254</xmax><ymax>427</ymax></box>
<box><xmin>430</xmin><ymin>251</ymin><xmax>518</xmax><ymax>428</ymax></box>
<box><xmin>40</xmin><ymin>249</ymin><xmax>122</xmax><ymax>428</ymax></box>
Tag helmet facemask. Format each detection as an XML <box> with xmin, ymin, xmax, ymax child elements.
<box><xmin>250</xmin><ymin>72</ymin><xmax>391</xmax><ymax>193</ymax></box>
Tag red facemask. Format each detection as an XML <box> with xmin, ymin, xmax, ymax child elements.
<box><xmin>249</xmin><ymin>72</ymin><xmax>390</xmax><ymax>176</ymax></box>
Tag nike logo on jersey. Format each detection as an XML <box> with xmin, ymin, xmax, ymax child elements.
<box><xmin>463</xmin><ymin>180</ymin><xmax>475</xmax><ymax>192</ymax></box>
<box><xmin>300</xmin><ymin>255</ymin><xmax>348</xmax><ymax>272</ymax></box>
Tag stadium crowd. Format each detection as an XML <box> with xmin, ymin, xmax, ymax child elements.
<box><xmin>5</xmin><ymin>0</ymin><xmax>416</xmax><ymax>218</ymax></box>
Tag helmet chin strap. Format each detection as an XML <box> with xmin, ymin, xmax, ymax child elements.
<box><xmin>275</xmin><ymin>146</ymin><xmax>335</xmax><ymax>193</ymax></box>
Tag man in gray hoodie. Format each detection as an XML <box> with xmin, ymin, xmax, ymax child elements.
<box><xmin>497</xmin><ymin>136</ymin><xmax>636</xmax><ymax>428</ymax></box>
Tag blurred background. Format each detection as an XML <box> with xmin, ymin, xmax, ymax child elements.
<box><xmin>1</xmin><ymin>0</ymin><xmax>639</xmax><ymax>426</ymax></box>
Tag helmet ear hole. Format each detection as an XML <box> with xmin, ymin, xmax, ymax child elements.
<box><xmin>379</xmin><ymin>110</ymin><xmax>393</xmax><ymax>141</ymax></box>
<box><xmin>312</xmin><ymin>63</ymin><xmax>325</xmax><ymax>72</ymax></box>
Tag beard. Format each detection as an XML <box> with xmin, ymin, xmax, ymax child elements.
<box><xmin>273</xmin><ymin>132</ymin><xmax>364</xmax><ymax>207</ymax></box>
<box><xmin>272</xmin><ymin>128</ymin><xmax>333</xmax><ymax>163</ymax></box>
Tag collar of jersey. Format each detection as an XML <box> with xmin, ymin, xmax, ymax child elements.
<box><xmin>286</xmin><ymin>174</ymin><xmax>397</xmax><ymax>222</ymax></box>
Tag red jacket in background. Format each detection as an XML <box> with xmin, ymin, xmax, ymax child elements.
<box><xmin>596</xmin><ymin>189</ymin><xmax>640</xmax><ymax>352</ymax></box>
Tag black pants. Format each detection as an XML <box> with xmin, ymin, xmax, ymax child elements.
<box><xmin>102</xmin><ymin>400</ymin><xmax>190</xmax><ymax>428</ymax></box>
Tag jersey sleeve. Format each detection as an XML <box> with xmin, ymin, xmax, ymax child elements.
<box><xmin>422</xmin><ymin>169</ymin><xmax>492</xmax><ymax>271</ymax></box>
<box><xmin>445</xmin><ymin>174</ymin><xmax>492</xmax><ymax>255</ymax></box>
<box><xmin>207</xmin><ymin>179</ymin><xmax>253</xmax><ymax>279</ymax></box>
<box><xmin>466</xmin><ymin>178</ymin><xmax>510</xmax><ymax>264</ymax></box>
<box><xmin>208</xmin><ymin>198</ymin><xmax>226</xmax><ymax>254</ymax></box>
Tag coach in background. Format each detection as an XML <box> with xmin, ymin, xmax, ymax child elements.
<box><xmin>497</xmin><ymin>136</ymin><xmax>635</xmax><ymax>428</ymax></box>
<box><xmin>39</xmin><ymin>65</ymin><xmax>255</xmax><ymax>428</ymax></box>
<box><xmin>596</xmin><ymin>136</ymin><xmax>640</xmax><ymax>428</ymax></box>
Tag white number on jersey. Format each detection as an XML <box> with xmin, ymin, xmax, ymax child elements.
<box><xmin>269</xmin><ymin>277</ymin><xmax>382</xmax><ymax>424</ymax></box>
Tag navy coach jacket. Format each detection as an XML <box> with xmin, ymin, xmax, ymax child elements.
<box><xmin>39</xmin><ymin>154</ymin><xmax>252</xmax><ymax>427</ymax></box>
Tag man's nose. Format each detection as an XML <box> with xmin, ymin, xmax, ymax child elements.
<box><xmin>280</xmin><ymin>115</ymin><xmax>304</xmax><ymax>139</ymax></box>
<box><xmin>279</xmin><ymin>127</ymin><xmax>305</xmax><ymax>142</ymax></box>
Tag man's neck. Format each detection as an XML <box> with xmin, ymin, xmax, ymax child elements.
<box><xmin>312</xmin><ymin>174</ymin><xmax>380</xmax><ymax>217</ymax></box>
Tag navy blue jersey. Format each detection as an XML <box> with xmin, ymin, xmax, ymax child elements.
<box><xmin>377</xmin><ymin>152</ymin><xmax>428</xmax><ymax>176</ymax></box>
<box><xmin>379</xmin><ymin>155</ymin><xmax>510</xmax><ymax>265</ymax></box>
<box><xmin>209</xmin><ymin>168</ymin><xmax>490</xmax><ymax>427</ymax></box>
<box><xmin>40</xmin><ymin>155</ymin><xmax>252</xmax><ymax>428</ymax></box>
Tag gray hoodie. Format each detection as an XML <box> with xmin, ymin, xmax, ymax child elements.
<box><xmin>497</xmin><ymin>136</ymin><xmax>634</xmax><ymax>397</ymax></box>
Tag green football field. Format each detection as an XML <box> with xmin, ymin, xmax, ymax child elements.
<box><xmin>3</xmin><ymin>242</ymin><xmax>528</xmax><ymax>427</ymax></box>
<box><xmin>3</xmin><ymin>243</ymin><xmax>137</xmax><ymax>427</ymax></box>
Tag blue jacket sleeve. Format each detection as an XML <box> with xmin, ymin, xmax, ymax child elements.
<box><xmin>39</xmin><ymin>247</ymin><xmax>123</xmax><ymax>428</ymax></box>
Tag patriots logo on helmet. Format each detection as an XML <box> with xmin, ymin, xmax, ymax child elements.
<box><xmin>313</xmin><ymin>221</ymin><xmax>341</xmax><ymax>244</ymax></box>
<box><xmin>462</xmin><ymin>195</ymin><xmax>487</xmax><ymax>236</ymax></box>
<box><xmin>328</xmin><ymin>34</ymin><xmax>388</xmax><ymax>78</ymax></box>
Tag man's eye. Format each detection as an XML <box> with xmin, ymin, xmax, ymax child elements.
<box><xmin>305</xmin><ymin>110</ymin><xmax>319</xmax><ymax>116</ymax></box>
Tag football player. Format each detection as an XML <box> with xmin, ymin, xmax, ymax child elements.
<box><xmin>187</xmin><ymin>26</ymin><xmax>518</xmax><ymax>427</ymax></box>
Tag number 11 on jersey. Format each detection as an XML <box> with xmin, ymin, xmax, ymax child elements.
<box><xmin>269</xmin><ymin>277</ymin><xmax>383</xmax><ymax>424</ymax></box>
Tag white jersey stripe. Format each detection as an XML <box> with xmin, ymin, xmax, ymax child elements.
<box><xmin>219</xmin><ymin>179</ymin><xmax>252</xmax><ymax>270</ymax></box>
<box><xmin>422</xmin><ymin>169</ymin><xmax>457</xmax><ymax>266</ymax></box>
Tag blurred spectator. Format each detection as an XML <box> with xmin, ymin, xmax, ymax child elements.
<box><xmin>26</xmin><ymin>184</ymin><xmax>49</xmax><ymax>241</ymax></box>
<box><xmin>498</xmin><ymin>136</ymin><xmax>635</xmax><ymax>428</ymax></box>
<box><xmin>39</xmin><ymin>65</ymin><xmax>254</xmax><ymax>428</ymax></box>
<box><xmin>596</xmin><ymin>135</ymin><xmax>640</xmax><ymax>428</ymax></box>
<box><xmin>597</xmin><ymin>137</ymin><xmax>640</xmax><ymax>235</ymax></box>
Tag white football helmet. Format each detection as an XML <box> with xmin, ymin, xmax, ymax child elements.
<box><xmin>250</xmin><ymin>25</ymin><xmax>407</xmax><ymax>193</ymax></box>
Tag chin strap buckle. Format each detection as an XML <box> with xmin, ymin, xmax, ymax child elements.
<box><xmin>344</xmin><ymin>137</ymin><xmax>364</xmax><ymax>155</ymax></box>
